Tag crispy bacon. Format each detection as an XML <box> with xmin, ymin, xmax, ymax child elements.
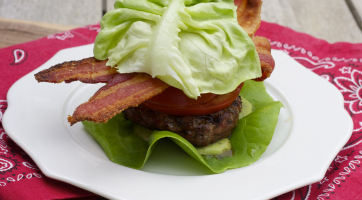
<box><xmin>34</xmin><ymin>57</ymin><xmax>118</xmax><ymax>83</ymax></box>
<box><xmin>67</xmin><ymin>73</ymin><xmax>169</xmax><ymax>125</ymax></box>
<box><xmin>34</xmin><ymin>38</ymin><xmax>273</xmax><ymax>84</ymax></box>
<box><xmin>252</xmin><ymin>36</ymin><xmax>275</xmax><ymax>81</ymax></box>
<box><xmin>235</xmin><ymin>0</ymin><xmax>274</xmax><ymax>81</ymax></box>
<box><xmin>236</xmin><ymin>0</ymin><xmax>262</xmax><ymax>37</ymax></box>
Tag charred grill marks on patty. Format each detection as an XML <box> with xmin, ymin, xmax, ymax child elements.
<box><xmin>123</xmin><ymin>96</ymin><xmax>242</xmax><ymax>147</ymax></box>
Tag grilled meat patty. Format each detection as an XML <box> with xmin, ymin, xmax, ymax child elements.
<box><xmin>123</xmin><ymin>96</ymin><xmax>242</xmax><ymax>147</ymax></box>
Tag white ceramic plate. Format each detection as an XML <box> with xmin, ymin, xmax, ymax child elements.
<box><xmin>3</xmin><ymin>44</ymin><xmax>353</xmax><ymax>200</ymax></box>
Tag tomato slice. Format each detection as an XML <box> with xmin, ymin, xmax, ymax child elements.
<box><xmin>142</xmin><ymin>83</ymin><xmax>243</xmax><ymax>116</ymax></box>
<box><xmin>146</xmin><ymin>86</ymin><xmax>218</xmax><ymax>107</ymax></box>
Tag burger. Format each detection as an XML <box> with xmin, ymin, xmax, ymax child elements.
<box><xmin>34</xmin><ymin>0</ymin><xmax>281</xmax><ymax>173</ymax></box>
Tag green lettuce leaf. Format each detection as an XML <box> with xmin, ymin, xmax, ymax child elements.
<box><xmin>93</xmin><ymin>0</ymin><xmax>261</xmax><ymax>98</ymax></box>
<box><xmin>83</xmin><ymin>80</ymin><xmax>283</xmax><ymax>173</ymax></box>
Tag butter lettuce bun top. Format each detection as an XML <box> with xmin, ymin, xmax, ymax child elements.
<box><xmin>93</xmin><ymin>0</ymin><xmax>261</xmax><ymax>99</ymax></box>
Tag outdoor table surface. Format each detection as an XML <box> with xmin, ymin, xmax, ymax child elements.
<box><xmin>1</xmin><ymin>0</ymin><xmax>362</xmax><ymax>48</ymax></box>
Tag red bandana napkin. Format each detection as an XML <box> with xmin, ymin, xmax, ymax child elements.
<box><xmin>0</xmin><ymin>21</ymin><xmax>361</xmax><ymax>199</ymax></box>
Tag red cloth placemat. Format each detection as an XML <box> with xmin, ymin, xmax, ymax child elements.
<box><xmin>0</xmin><ymin>21</ymin><xmax>361</xmax><ymax>199</ymax></box>
<box><xmin>256</xmin><ymin>22</ymin><xmax>362</xmax><ymax>200</ymax></box>
<box><xmin>0</xmin><ymin>25</ymin><xmax>101</xmax><ymax>200</ymax></box>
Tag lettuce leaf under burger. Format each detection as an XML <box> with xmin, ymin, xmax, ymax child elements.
<box><xmin>83</xmin><ymin>80</ymin><xmax>283</xmax><ymax>173</ymax></box>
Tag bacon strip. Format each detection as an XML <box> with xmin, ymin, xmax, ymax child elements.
<box><xmin>235</xmin><ymin>0</ymin><xmax>273</xmax><ymax>81</ymax></box>
<box><xmin>236</xmin><ymin>0</ymin><xmax>262</xmax><ymax>37</ymax></box>
<box><xmin>34</xmin><ymin>40</ymin><xmax>272</xmax><ymax>84</ymax></box>
<box><xmin>34</xmin><ymin>57</ymin><xmax>118</xmax><ymax>83</ymax></box>
<box><xmin>67</xmin><ymin>73</ymin><xmax>169</xmax><ymax>125</ymax></box>
<box><xmin>252</xmin><ymin>36</ymin><xmax>275</xmax><ymax>81</ymax></box>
